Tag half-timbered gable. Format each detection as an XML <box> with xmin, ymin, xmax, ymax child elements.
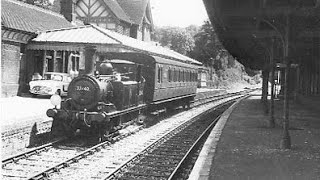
<box><xmin>60</xmin><ymin>0</ymin><xmax>153</xmax><ymax>41</ymax></box>
<box><xmin>73</xmin><ymin>0</ymin><xmax>132</xmax><ymax>36</ymax></box>
<box><xmin>117</xmin><ymin>0</ymin><xmax>154</xmax><ymax>41</ymax></box>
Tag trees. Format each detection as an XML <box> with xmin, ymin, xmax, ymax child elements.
<box><xmin>153</xmin><ymin>21</ymin><xmax>226</xmax><ymax>71</ymax></box>
<box><xmin>18</xmin><ymin>0</ymin><xmax>53</xmax><ymax>9</ymax></box>
<box><xmin>189</xmin><ymin>20</ymin><xmax>223</xmax><ymax>67</ymax></box>
<box><xmin>170</xmin><ymin>29</ymin><xmax>195</xmax><ymax>55</ymax></box>
<box><xmin>153</xmin><ymin>27</ymin><xmax>195</xmax><ymax>55</ymax></box>
<box><xmin>51</xmin><ymin>0</ymin><xmax>61</xmax><ymax>13</ymax></box>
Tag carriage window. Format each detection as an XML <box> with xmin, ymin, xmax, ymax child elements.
<box><xmin>158</xmin><ymin>66</ymin><xmax>162</xmax><ymax>83</ymax></box>
<box><xmin>181</xmin><ymin>70</ymin><xmax>183</xmax><ymax>82</ymax></box>
<box><xmin>186</xmin><ymin>70</ymin><xmax>188</xmax><ymax>82</ymax></box>
<box><xmin>177</xmin><ymin>70</ymin><xmax>179</xmax><ymax>82</ymax></box>
<box><xmin>176</xmin><ymin>69</ymin><xmax>179</xmax><ymax>82</ymax></box>
<box><xmin>158</xmin><ymin>66</ymin><xmax>161</xmax><ymax>83</ymax></box>
<box><xmin>182</xmin><ymin>70</ymin><xmax>184</xmax><ymax>82</ymax></box>
<box><xmin>191</xmin><ymin>71</ymin><xmax>194</xmax><ymax>82</ymax></box>
<box><xmin>172</xmin><ymin>68</ymin><xmax>174</xmax><ymax>82</ymax></box>
<box><xmin>168</xmin><ymin>68</ymin><xmax>171</xmax><ymax>82</ymax></box>
<box><xmin>186</xmin><ymin>71</ymin><xmax>188</xmax><ymax>82</ymax></box>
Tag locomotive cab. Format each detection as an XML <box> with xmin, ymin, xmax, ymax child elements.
<box><xmin>108</xmin><ymin>60</ymin><xmax>144</xmax><ymax>110</ymax></box>
<box><xmin>96</xmin><ymin>59</ymin><xmax>144</xmax><ymax>109</ymax></box>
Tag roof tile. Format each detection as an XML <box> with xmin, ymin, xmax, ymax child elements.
<box><xmin>1</xmin><ymin>0</ymin><xmax>75</xmax><ymax>33</ymax></box>
<box><xmin>31</xmin><ymin>25</ymin><xmax>201</xmax><ymax>65</ymax></box>
<box><xmin>102</xmin><ymin>0</ymin><xmax>132</xmax><ymax>24</ymax></box>
<box><xmin>32</xmin><ymin>26</ymin><xmax>120</xmax><ymax>44</ymax></box>
<box><xmin>116</xmin><ymin>0</ymin><xmax>149</xmax><ymax>25</ymax></box>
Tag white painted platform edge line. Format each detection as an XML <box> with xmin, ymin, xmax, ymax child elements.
<box><xmin>187</xmin><ymin>95</ymin><xmax>250</xmax><ymax>180</ymax></box>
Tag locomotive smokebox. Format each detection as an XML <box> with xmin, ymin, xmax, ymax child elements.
<box><xmin>81</xmin><ymin>46</ymin><xmax>96</xmax><ymax>75</ymax></box>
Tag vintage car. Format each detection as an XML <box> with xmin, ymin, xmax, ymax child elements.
<box><xmin>29</xmin><ymin>72</ymin><xmax>72</xmax><ymax>96</ymax></box>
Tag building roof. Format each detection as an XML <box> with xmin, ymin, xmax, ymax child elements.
<box><xmin>116</xmin><ymin>0</ymin><xmax>150</xmax><ymax>25</ymax></box>
<box><xmin>31</xmin><ymin>26</ymin><xmax>120</xmax><ymax>44</ymax></box>
<box><xmin>101</xmin><ymin>0</ymin><xmax>132</xmax><ymax>24</ymax></box>
<box><xmin>203</xmin><ymin>0</ymin><xmax>320</xmax><ymax>69</ymax></box>
<box><xmin>29</xmin><ymin>25</ymin><xmax>201</xmax><ymax>65</ymax></box>
<box><xmin>1</xmin><ymin>0</ymin><xmax>75</xmax><ymax>33</ymax></box>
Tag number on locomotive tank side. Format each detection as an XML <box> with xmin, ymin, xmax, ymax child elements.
<box><xmin>76</xmin><ymin>86</ymin><xmax>90</xmax><ymax>91</ymax></box>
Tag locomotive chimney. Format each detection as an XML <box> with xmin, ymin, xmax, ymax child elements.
<box><xmin>79</xmin><ymin>46</ymin><xmax>96</xmax><ymax>75</ymax></box>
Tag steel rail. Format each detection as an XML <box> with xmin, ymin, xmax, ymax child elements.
<box><xmin>167</xmin><ymin>114</ymin><xmax>222</xmax><ymax>180</ymax></box>
<box><xmin>2</xmin><ymin>138</ymin><xmax>65</xmax><ymax>167</ymax></box>
<box><xmin>2</xmin><ymin>89</ymin><xmax>257</xmax><ymax>179</ymax></box>
<box><xmin>27</xmin><ymin>125</ymin><xmax>144</xmax><ymax>180</ymax></box>
<box><xmin>103</xmin><ymin>93</ymin><xmax>246</xmax><ymax>180</ymax></box>
<box><xmin>103</xmin><ymin>104</ymin><xmax>205</xmax><ymax>180</ymax></box>
<box><xmin>168</xmin><ymin>96</ymin><xmax>246</xmax><ymax>179</ymax></box>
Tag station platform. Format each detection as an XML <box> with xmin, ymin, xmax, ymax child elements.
<box><xmin>189</xmin><ymin>92</ymin><xmax>320</xmax><ymax>180</ymax></box>
<box><xmin>0</xmin><ymin>95</ymin><xmax>53</xmax><ymax>135</ymax></box>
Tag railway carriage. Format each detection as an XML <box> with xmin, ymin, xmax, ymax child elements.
<box><xmin>47</xmin><ymin>52</ymin><xmax>199</xmax><ymax>139</ymax></box>
<box><xmin>105</xmin><ymin>52</ymin><xmax>198</xmax><ymax>110</ymax></box>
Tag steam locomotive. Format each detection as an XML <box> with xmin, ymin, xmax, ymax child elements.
<box><xmin>47</xmin><ymin>51</ymin><xmax>199</xmax><ymax>139</ymax></box>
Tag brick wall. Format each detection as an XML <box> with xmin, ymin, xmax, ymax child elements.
<box><xmin>1</xmin><ymin>41</ymin><xmax>21</xmax><ymax>97</ymax></box>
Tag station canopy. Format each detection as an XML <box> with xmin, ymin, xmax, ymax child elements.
<box><xmin>28</xmin><ymin>25</ymin><xmax>202</xmax><ymax>65</ymax></box>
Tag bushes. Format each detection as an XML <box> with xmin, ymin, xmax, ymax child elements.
<box><xmin>207</xmin><ymin>52</ymin><xmax>261</xmax><ymax>89</ymax></box>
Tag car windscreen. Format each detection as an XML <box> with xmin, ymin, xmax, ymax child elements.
<box><xmin>44</xmin><ymin>74</ymin><xmax>63</xmax><ymax>81</ymax></box>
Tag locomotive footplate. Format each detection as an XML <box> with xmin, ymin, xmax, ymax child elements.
<box><xmin>106</xmin><ymin>104</ymin><xmax>147</xmax><ymax>119</ymax></box>
<box><xmin>69</xmin><ymin>104</ymin><xmax>147</xmax><ymax>127</ymax></box>
<box><xmin>48</xmin><ymin>104</ymin><xmax>147</xmax><ymax>137</ymax></box>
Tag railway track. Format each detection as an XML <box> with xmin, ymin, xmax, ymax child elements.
<box><xmin>2</xmin><ymin>90</ymin><xmax>253</xmax><ymax>179</ymax></box>
<box><xmin>2</xmin><ymin>125</ymin><xmax>143</xmax><ymax>180</ymax></box>
<box><xmin>104</xmin><ymin>99</ymin><xmax>236</xmax><ymax>180</ymax></box>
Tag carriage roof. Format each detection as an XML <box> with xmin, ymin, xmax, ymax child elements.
<box><xmin>106</xmin><ymin>52</ymin><xmax>199</xmax><ymax>69</ymax></box>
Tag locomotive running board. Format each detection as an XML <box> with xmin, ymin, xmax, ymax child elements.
<box><xmin>150</xmin><ymin>94</ymin><xmax>195</xmax><ymax>105</ymax></box>
<box><xmin>106</xmin><ymin>104</ymin><xmax>147</xmax><ymax>118</ymax></box>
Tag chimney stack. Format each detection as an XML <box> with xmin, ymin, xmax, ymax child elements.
<box><xmin>60</xmin><ymin>0</ymin><xmax>76</xmax><ymax>22</ymax></box>
<box><xmin>26</xmin><ymin>0</ymin><xmax>34</xmax><ymax>5</ymax></box>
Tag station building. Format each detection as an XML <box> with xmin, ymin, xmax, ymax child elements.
<box><xmin>1</xmin><ymin>0</ymin><xmax>154</xmax><ymax>97</ymax></box>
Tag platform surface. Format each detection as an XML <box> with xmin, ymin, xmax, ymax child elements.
<box><xmin>0</xmin><ymin>96</ymin><xmax>52</xmax><ymax>132</ymax></box>
<box><xmin>190</xmin><ymin>93</ymin><xmax>320</xmax><ymax>180</ymax></box>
